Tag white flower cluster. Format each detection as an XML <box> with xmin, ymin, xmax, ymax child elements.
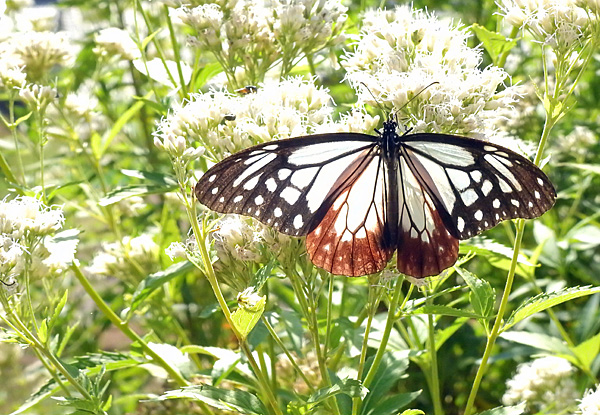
<box><xmin>579</xmin><ymin>384</ymin><xmax>600</xmax><ymax>415</ymax></box>
<box><xmin>18</xmin><ymin>83</ymin><xmax>56</xmax><ymax>112</ymax></box>
<box><xmin>93</xmin><ymin>27</ymin><xmax>141</xmax><ymax>61</ymax></box>
<box><xmin>0</xmin><ymin>196</ymin><xmax>76</xmax><ymax>283</ymax></box>
<box><xmin>0</xmin><ymin>31</ymin><xmax>75</xmax><ymax>82</ymax></box>
<box><xmin>154</xmin><ymin>77</ymin><xmax>332</xmax><ymax>162</ymax></box>
<box><xmin>343</xmin><ymin>5</ymin><xmax>520</xmax><ymax>137</ymax></box>
<box><xmin>0</xmin><ymin>58</ymin><xmax>26</xmax><ymax>90</ymax></box>
<box><xmin>502</xmin><ymin>356</ymin><xmax>578</xmax><ymax>412</ymax></box>
<box><xmin>86</xmin><ymin>233</ymin><xmax>160</xmax><ymax>284</ymax></box>
<box><xmin>498</xmin><ymin>0</ymin><xmax>596</xmax><ymax>53</ymax></box>
<box><xmin>172</xmin><ymin>0</ymin><xmax>346</xmax><ymax>84</ymax></box>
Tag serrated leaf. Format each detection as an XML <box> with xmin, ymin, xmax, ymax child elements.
<box><xmin>503</xmin><ymin>286</ymin><xmax>600</xmax><ymax>331</ymax></box>
<box><xmin>155</xmin><ymin>385</ymin><xmax>268</xmax><ymax>415</ymax></box>
<box><xmin>478</xmin><ymin>403</ymin><xmax>526</xmax><ymax>415</ymax></box>
<box><xmin>500</xmin><ymin>331</ymin><xmax>571</xmax><ymax>355</ymax></box>
<box><xmin>571</xmin><ymin>332</ymin><xmax>600</xmax><ymax>370</ymax></box>
<box><xmin>471</xmin><ymin>24</ymin><xmax>517</xmax><ymax>65</ymax></box>
<box><xmin>128</xmin><ymin>261</ymin><xmax>193</xmax><ymax>316</ymax></box>
<box><xmin>411</xmin><ymin>304</ymin><xmax>483</xmax><ymax>319</ymax></box>
<box><xmin>456</xmin><ymin>267</ymin><xmax>495</xmax><ymax>320</ymax></box>
<box><xmin>48</xmin><ymin>289</ymin><xmax>69</xmax><ymax>331</ymax></box>
<box><xmin>308</xmin><ymin>378</ymin><xmax>367</xmax><ymax>405</ymax></box>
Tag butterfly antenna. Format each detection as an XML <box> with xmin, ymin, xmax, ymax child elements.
<box><xmin>392</xmin><ymin>81</ymin><xmax>440</xmax><ymax>121</ymax></box>
<box><xmin>359</xmin><ymin>82</ymin><xmax>387</xmax><ymax>115</ymax></box>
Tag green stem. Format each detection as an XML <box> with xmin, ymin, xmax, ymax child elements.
<box><xmin>363</xmin><ymin>278</ymin><xmax>404</xmax><ymax>389</ymax></box>
<box><xmin>426</xmin><ymin>294</ymin><xmax>443</xmax><ymax>415</ymax></box>
<box><xmin>464</xmin><ymin>101</ymin><xmax>558</xmax><ymax>415</ymax></box>
<box><xmin>70</xmin><ymin>263</ymin><xmax>189</xmax><ymax>387</ymax></box>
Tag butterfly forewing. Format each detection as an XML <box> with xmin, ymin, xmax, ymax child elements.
<box><xmin>402</xmin><ymin>134</ymin><xmax>556</xmax><ymax>240</ymax></box>
<box><xmin>306</xmin><ymin>154</ymin><xmax>393</xmax><ymax>276</ymax></box>
<box><xmin>195</xmin><ymin>133</ymin><xmax>377</xmax><ymax>236</ymax></box>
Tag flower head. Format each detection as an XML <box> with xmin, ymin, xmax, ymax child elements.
<box><xmin>502</xmin><ymin>356</ymin><xmax>578</xmax><ymax>412</ymax></box>
<box><xmin>343</xmin><ymin>5</ymin><xmax>520</xmax><ymax>137</ymax></box>
<box><xmin>93</xmin><ymin>27</ymin><xmax>141</xmax><ymax>60</ymax></box>
<box><xmin>579</xmin><ymin>384</ymin><xmax>600</xmax><ymax>415</ymax></box>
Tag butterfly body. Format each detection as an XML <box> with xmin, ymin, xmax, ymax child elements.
<box><xmin>195</xmin><ymin>118</ymin><xmax>556</xmax><ymax>278</ymax></box>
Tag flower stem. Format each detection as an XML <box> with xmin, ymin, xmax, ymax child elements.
<box><xmin>70</xmin><ymin>263</ymin><xmax>189</xmax><ymax>387</ymax></box>
<box><xmin>426</xmin><ymin>293</ymin><xmax>443</xmax><ymax>415</ymax></box>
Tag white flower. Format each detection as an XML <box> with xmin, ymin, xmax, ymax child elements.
<box><xmin>165</xmin><ymin>242</ymin><xmax>187</xmax><ymax>260</ymax></box>
<box><xmin>343</xmin><ymin>5</ymin><xmax>519</xmax><ymax>137</ymax></box>
<box><xmin>497</xmin><ymin>0</ymin><xmax>593</xmax><ymax>52</ymax></box>
<box><xmin>0</xmin><ymin>59</ymin><xmax>26</xmax><ymax>90</ymax></box>
<box><xmin>18</xmin><ymin>83</ymin><xmax>57</xmax><ymax>112</ymax></box>
<box><xmin>0</xmin><ymin>31</ymin><xmax>75</xmax><ymax>82</ymax></box>
<box><xmin>502</xmin><ymin>356</ymin><xmax>578</xmax><ymax>411</ymax></box>
<box><xmin>579</xmin><ymin>384</ymin><xmax>600</xmax><ymax>415</ymax></box>
<box><xmin>93</xmin><ymin>27</ymin><xmax>141</xmax><ymax>60</ymax></box>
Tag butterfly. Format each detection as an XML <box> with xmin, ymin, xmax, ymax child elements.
<box><xmin>195</xmin><ymin>117</ymin><xmax>556</xmax><ymax>278</ymax></box>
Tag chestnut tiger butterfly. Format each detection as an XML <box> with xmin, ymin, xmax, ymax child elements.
<box><xmin>195</xmin><ymin>116</ymin><xmax>555</xmax><ymax>278</ymax></box>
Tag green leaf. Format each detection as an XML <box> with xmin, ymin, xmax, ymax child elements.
<box><xmin>155</xmin><ymin>385</ymin><xmax>268</xmax><ymax>415</ymax></box>
<box><xmin>97</xmin><ymin>91</ymin><xmax>153</xmax><ymax>158</ymax></box>
<box><xmin>500</xmin><ymin>331</ymin><xmax>571</xmax><ymax>355</ymax></box>
<box><xmin>471</xmin><ymin>24</ymin><xmax>517</xmax><ymax>65</ymax></box>
<box><xmin>560</xmin><ymin>162</ymin><xmax>600</xmax><ymax>175</ymax></box>
<box><xmin>456</xmin><ymin>267</ymin><xmax>495</xmax><ymax>320</ymax></box>
<box><xmin>503</xmin><ymin>286</ymin><xmax>600</xmax><ymax>331</ymax></box>
<box><xmin>362</xmin><ymin>351</ymin><xmax>410</xmax><ymax>414</ymax></box>
<box><xmin>141</xmin><ymin>28</ymin><xmax>162</xmax><ymax>50</ymax></box>
<box><xmin>411</xmin><ymin>304</ymin><xmax>484</xmax><ymax>319</ymax></box>
<box><xmin>571</xmin><ymin>332</ymin><xmax>600</xmax><ymax>370</ymax></box>
<box><xmin>9</xmin><ymin>378</ymin><xmax>58</xmax><ymax>415</ymax></box>
<box><xmin>194</xmin><ymin>62</ymin><xmax>223</xmax><ymax>91</ymax></box>
<box><xmin>401</xmin><ymin>410</ymin><xmax>425</xmax><ymax>415</ymax></box>
<box><xmin>231</xmin><ymin>290</ymin><xmax>266</xmax><ymax>341</ymax></box>
<box><xmin>38</xmin><ymin>319</ymin><xmax>48</xmax><ymax>344</ymax></box>
<box><xmin>477</xmin><ymin>403</ymin><xmax>526</xmax><ymax>415</ymax></box>
<box><xmin>363</xmin><ymin>391</ymin><xmax>422</xmax><ymax>415</ymax></box>
<box><xmin>308</xmin><ymin>378</ymin><xmax>367</xmax><ymax>405</ymax></box>
<box><xmin>435</xmin><ymin>317</ymin><xmax>468</xmax><ymax>351</ymax></box>
<box><xmin>99</xmin><ymin>183</ymin><xmax>177</xmax><ymax>206</ymax></box>
<box><xmin>48</xmin><ymin>289</ymin><xmax>69</xmax><ymax>331</ymax></box>
<box><xmin>12</xmin><ymin>111</ymin><xmax>33</xmax><ymax>128</ymax></box>
<box><xmin>128</xmin><ymin>261</ymin><xmax>194</xmax><ymax>316</ymax></box>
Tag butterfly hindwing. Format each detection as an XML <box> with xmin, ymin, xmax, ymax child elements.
<box><xmin>306</xmin><ymin>154</ymin><xmax>394</xmax><ymax>276</ymax></box>
<box><xmin>195</xmin><ymin>133</ymin><xmax>377</xmax><ymax>236</ymax></box>
<box><xmin>396</xmin><ymin>155</ymin><xmax>459</xmax><ymax>277</ymax></box>
<box><xmin>402</xmin><ymin>134</ymin><xmax>556</xmax><ymax>240</ymax></box>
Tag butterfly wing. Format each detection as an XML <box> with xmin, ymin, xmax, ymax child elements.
<box><xmin>305</xmin><ymin>153</ymin><xmax>395</xmax><ymax>277</ymax></box>
<box><xmin>395</xmin><ymin>154</ymin><xmax>459</xmax><ymax>277</ymax></box>
<box><xmin>195</xmin><ymin>133</ymin><xmax>378</xmax><ymax>237</ymax></box>
<box><xmin>401</xmin><ymin>133</ymin><xmax>556</xmax><ymax>240</ymax></box>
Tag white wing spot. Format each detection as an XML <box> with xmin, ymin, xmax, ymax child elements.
<box><xmin>482</xmin><ymin>180</ymin><xmax>493</xmax><ymax>196</ymax></box>
<box><xmin>211</xmin><ymin>187</ymin><xmax>218</xmax><ymax>194</ymax></box>
<box><xmin>208</xmin><ymin>174</ymin><xmax>216</xmax><ymax>182</ymax></box>
<box><xmin>484</xmin><ymin>221</ymin><xmax>489</xmax><ymax>227</ymax></box>
<box><xmin>535</xmin><ymin>190</ymin><xmax>541</xmax><ymax>199</ymax></box>
<box><xmin>243</xmin><ymin>175</ymin><xmax>260</xmax><ymax>190</ymax></box>
<box><xmin>511</xmin><ymin>199</ymin><xmax>520</xmax><ymax>207</ymax></box>
<box><xmin>495</xmin><ymin>213</ymin><xmax>500</xmax><ymax>220</ymax></box>
<box><xmin>278</xmin><ymin>169</ymin><xmax>292</xmax><ymax>180</ymax></box>
<box><xmin>448</xmin><ymin>169</ymin><xmax>471</xmax><ymax>191</ymax></box>
<box><xmin>274</xmin><ymin>207</ymin><xmax>282</xmax><ymax>217</ymax></box>
<box><xmin>290</xmin><ymin>167</ymin><xmax>318</xmax><ymax>189</ymax></box>
<box><xmin>266</xmin><ymin>178</ymin><xmax>277</xmax><ymax>192</ymax></box>
<box><xmin>281</xmin><ymin>187</ymin><xmax>301</xmax><ymax>205</ymax></box>
<box><xmin>263</xmin><ymin>144</ymin><xmax>278</xmax><ymax>151</ymax></box>
<box><xmin>457</xmin><ymin>217</ymin><xmax>465</xmax><ymax>232</ymax></box>
<box><xmin>483</xmin><ymin>145</ymin><xmax>496</xmax><ymax>152</ymax></box>
<box><xmin>255</xmin><ymin>195</ymin><xmax>264</xmax><ymax>205</ymax></box>
<box><xmin>233</xmin><ymin>195</ymin><xmax>243</xmax><ymax>203</ymax></box>
<box><xmin>528</xmin><ymin>201</ymin><xmax>534</xmax><ymax>208</ymax></box>
<box><xmin>493</xmin><ymin>198</ymin><xmax>500</xmax><ymax>208</ymax></box>
<box><xmin>498</xmin><ymin>178</ymin><xmax>512</xmax><ymax>193</ymax></box>
<box><xmin>219</xmin><ymin>197</ymin><xmax>225</xmax><ymax>203</ymax></box>
<box><xmin>537</xmin><ymin>177</ymin><xmax>544</xmax><ymax>186</ymax></box>
<box><xmin>293</xmin><ymin>214</ymin><xmax>304</xmax><ymax>229</ymax></box>
<box><xmin>460</xmin><ymin>189</ymin><xmax>478</xmax><ymax>207</ymax></box>
<box><xmin>474</xmin><ymin>210</ymin><xmax>483</xmax><ymax>221</ymax></box>
<box><xmin>470</xmin><ymin>171</ymin><xmax>482</xmax><ymax>183</ymax></box>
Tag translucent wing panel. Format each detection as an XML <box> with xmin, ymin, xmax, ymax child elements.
<box><xmin>195</xmin><ymin>133</ymin><xmax>376</xmax><ymax>236</ymax></box>
<box><xmin>306</xmin><ymin>156</ymin><xmax>393</xmax><ymax>277</ymax></box>
<box><xmin>403</xmin><ymin>134</ymin><xmax>556</xmax><ymax>240</ymax></box>
<box><xmin>396</xmin><ymin>157</ymin><xmax>459</xmax><ymax>277</ymax></box>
